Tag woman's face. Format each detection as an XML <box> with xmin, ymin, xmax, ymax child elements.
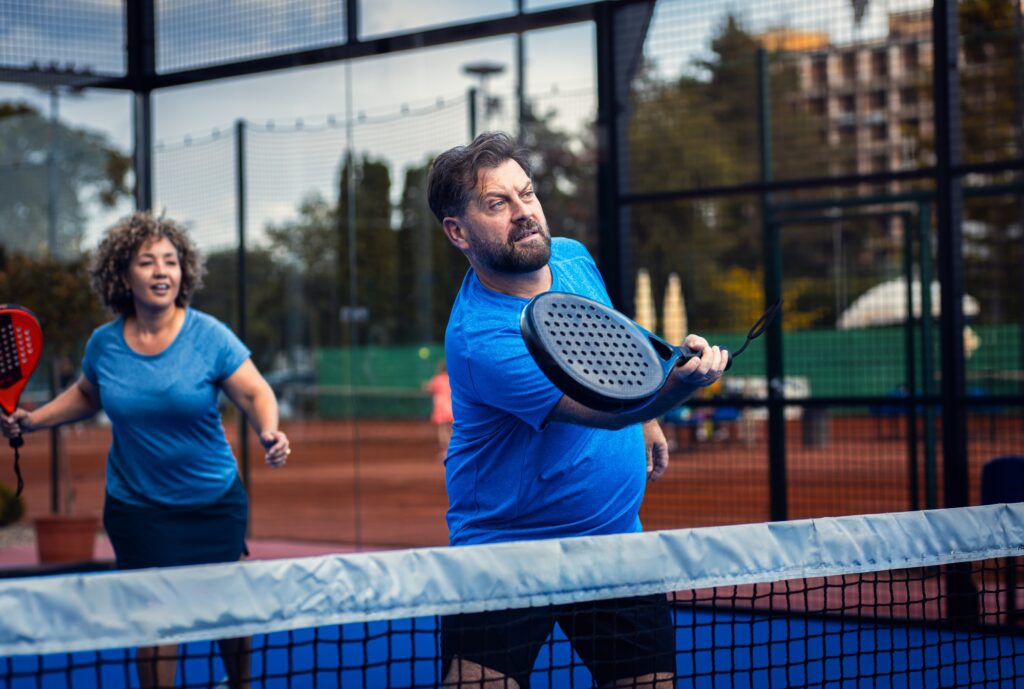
<box><xmin>127</xmin><ymin>236</ymin><xmax>181</xmax><ymax>313</ymax></box>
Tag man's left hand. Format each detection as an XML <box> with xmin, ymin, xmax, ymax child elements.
<box><xmin>643</xmin><ymin>420</ymin><xmax>669</xmax><ymax>481</ymax></box>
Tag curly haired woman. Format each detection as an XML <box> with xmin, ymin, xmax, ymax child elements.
<box><xmin>0</xmin><ymin>211</ymin><xmax>289</xmax><ymax>689</ymax></box>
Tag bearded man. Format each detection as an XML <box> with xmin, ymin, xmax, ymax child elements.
<box><xmin>426</xmin><ymin>131</ymin><xmax>728</xmax><ymax>689</ymax></box>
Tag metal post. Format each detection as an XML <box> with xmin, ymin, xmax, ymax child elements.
<box><xmin>932</xmin><ymin>0</ymin><xmax>969</xmax><ymax>509</ymax></box>
<box><xmin>126</xmin><ymin>0</ymin><xmax>154</xmax><ymax>210</ymax></box>
<box><xmin>132</xmin><ymin>92</ymin><xmax>153</xmax><ymax>210</ymax></box>
<box><xmin>759</xmin><ymin>48</ymin><xmax>787</xmax><ymax>522</ymax></box>
<box><xmin>46</xmin><ymin>88</ymin><xmax>60</xmax><ymax>255</ymax></box>
<box><xmin>516</xmin><ymin>0</ymin><xmax>527</xmax><ymax>144</ymax></box>
<box><xmin>918</xmin><ymin>202</ymin><xmax>937</xmax><ymax>509</ymax></box>
<box><xmin>1016</xmin><ymin>0</ymin><xmax>1024</xmax><ymax>393</ymax></box>
<box><xmin>932</xmin><ymin>0</ymin><xmax>977</xmax><ymax>625</ymax></box>
<box><xmin>46</xmin><ymin>88</ymin><xmax>61</xmax><ymax>514</ymax></box>
<box><xmin>901</xmin><ymin>212</ymin><xmax>920</xmax><ymax>511</ymax></box>
<box><xmin>345</xmin><ymin>61</ymin><xmax>363</xmax><ymax>550</ymax></box>
<box><xmin>467</xmin><ymin>87</ymin><xmax>478</xmax><ymax>141</ymax></box>
<box><xmin>595</xmin><ymin>2</ymin><xmax>627</xmax><ymax>308</ymax></box>
<box><xmin>235</xmin><ymin>119</ymin><xmax>250</xmax><ymax>495</ymax></box>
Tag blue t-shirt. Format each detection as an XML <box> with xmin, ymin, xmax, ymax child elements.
<box><xmin>82</xmin><ymin>309</ymin><xmax>250</xmax><ymax>507</ymax></box>
<box><xmin>444</xmin><ymin>237</ymin><xmax>646</xmax><ymax>546</ymax></box>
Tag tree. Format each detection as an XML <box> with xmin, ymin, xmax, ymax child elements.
<box><xmin>190</xmin><ymin>246</ymin><xmax>291</xmax><ymax>371</ymax></box>
<box><xmin>0</xmin><ymin>251</ymin><xmax>109</xmax><ymax>515</ymax></box>
<box><xmin>520</xmin><ymin>105</ymin><xmax>597</xmax><ymax>252</ymax></box>
<box><xmin>337</xmin><ymin>154</ymin><xmax>398</xmax><ymax>344</ymax></box>
<box><xmin>0</xmin><ymin>250</ymin><xmax>107</xmax><ymax>362</ymax></box>
<box><xmin>0</xmin><ymin>101</ymin><xmax>130</xmax><ymax>257</ymax></box>
<box><xmin>263</xmin><ymin>193</ymin><xmax>342</xmax><ymax>355</ymax></box>
<box><xmin>627</xmin><ymin>14</ymin><xmax>863</xmax><ymax>331</ymax></box>
<box><xmin>956</xmin><ymin>0</ymin><xmax>1024</xmax><ymax>326</ymax></box>
<box><xmin>395</xmin><ymin>159</ymin><xmax>466</xmax><ymax>344</ymax></box>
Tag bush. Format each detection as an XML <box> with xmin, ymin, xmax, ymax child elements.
<box><xmin>0</xmin><ymin>481</ymin><xmax>25</xmax><ymax>526</ymax></box>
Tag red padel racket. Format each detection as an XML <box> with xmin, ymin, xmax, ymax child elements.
<box><xmin>0</xmin><ymin>305</ymin><xmax>43</xmax><ymax>495</ymax></box>
<box><xmin>520</xmin><ymin>292</ymin><xmax>781</xmax><ymax>413</ymax></box>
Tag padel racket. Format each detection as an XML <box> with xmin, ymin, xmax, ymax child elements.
<box><xmin>520</xmin><ymin>292</ymin><xmax>781</xmax><ymax>412</ymax></box>
<box><xmin>0</xmin><ymin>305</ymin><xmax>43</xmax><ymax>496</ymax></box>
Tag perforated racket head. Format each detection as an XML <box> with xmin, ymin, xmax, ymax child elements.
<box><xmin>520</xmin><ymin>292</ymin><xmax>682</xmax><ymax>411</ymax></box>
<box><xmin>0</xmin><ymin>305</ymin><xmax>43</xmax><ymax>415</ymax></box>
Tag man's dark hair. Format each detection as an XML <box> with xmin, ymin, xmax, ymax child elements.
<box><xmin>427</xmin><ymin>131</ymin><xmax>533</xmax><ymax>223</ymax></box>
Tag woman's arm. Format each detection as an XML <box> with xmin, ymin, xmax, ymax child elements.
<box><xmin>0</xmin><ymin>375</ymin><xmax>101</xmax><ymax>438</ymax></box>
<box><xmin>221</xmin><ymin>359</ymin><xmax>290</xmax><ymax>467</ymax></box>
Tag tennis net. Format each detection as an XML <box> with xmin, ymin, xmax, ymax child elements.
<box><xmin>2</xmin><ymin>504</ymin><xmax>1023</xmax><ymax>688</ymax></box>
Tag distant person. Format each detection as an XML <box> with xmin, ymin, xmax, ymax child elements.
<box><xmin>425</xmin><ymin>360</ymin><xmax>454</xmax><ymax>458</ymax></box>
<box><xmin>0</xmin><ymin>211</ymin><xmax>290</xmax><ymax>689</ymax></box>
<box><xmin>427</xmin><ymin>132</ymin><xmax>728</xmax><ymax>688</ymax></box>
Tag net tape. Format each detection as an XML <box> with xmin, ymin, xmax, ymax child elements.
<box><xmin>1</xmin><ymin>503</ymin><xmax>1022</xmax><ymax>657</ymax></box>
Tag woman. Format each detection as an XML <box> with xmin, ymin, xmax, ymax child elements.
<box><xmin>0</xmin><ymin>211</ymin><xmax>289</xmax><ymax>689</ymax></box>
<box><xmin>425</xmin><ymin>360</ymin><xmax>454</xmax><ymax>458</ymax></box>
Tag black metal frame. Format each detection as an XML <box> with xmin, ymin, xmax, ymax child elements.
<box><xmin>2</xmin><ymin>0</ymin><xmax>1020</xmax><ymax>519</ymax></box>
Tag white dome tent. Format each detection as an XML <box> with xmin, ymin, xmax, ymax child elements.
<box><xmin>837</xmin><ymin>277</ymin><xmax>980</xmax><ymax>330</ymax></box>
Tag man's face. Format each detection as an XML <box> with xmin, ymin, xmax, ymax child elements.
<box><xmin>449</xmin><ymin>159</ymin><xmax>551</xmax><ymax>274</ymax></box>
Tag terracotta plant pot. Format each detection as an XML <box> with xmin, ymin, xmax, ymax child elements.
<box><xmin>33</xmin><ymin>514</ymin><xmax>99</xmax><ymax>564</ymax></box>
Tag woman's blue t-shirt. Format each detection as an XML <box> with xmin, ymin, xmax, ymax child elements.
<box><xmin>82</xmin><ymin>309</ymin><xmax>250</xmax><ymax>507</ymax></box>
<box><xmin>444</xmin><ymin>237</ymin><xmax>646</xmax><ymax>545</ymax></box>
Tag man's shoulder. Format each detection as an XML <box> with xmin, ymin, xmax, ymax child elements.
<box><xmin>551</xmin><ymin>236</ymin><xmax>589</xmax><ymax>259</ymax></box>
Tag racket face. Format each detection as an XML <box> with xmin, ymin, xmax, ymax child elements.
<box><xmin>521</xmin><ymin>292</ymin><xmax>678</xmax><ymax>411</ymax></box>
<box><xmin>0</xmin><ymin>305</ymin><xmax>43</xmax><ymax>415</ymax></box>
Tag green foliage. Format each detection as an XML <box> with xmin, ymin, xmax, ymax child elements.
<box><xmin>0</xmin><ymin>252</ymin><xmax>108</xmax><ymax>359</ymax></box>
<box><xmin>391</xmin><ymin>107</ymin><xmax>597</xmax><ymax>345</ymax></box>
<box><xmin>395</xmin><ymin>160</ymin><xmax>465</xmax><ymax>344</ymax></box>
<box><xmin>628</xmin><ymin>14</ymin><xmax>850</xmax><ymax>331</ymax></box>
<box><xmin>0</xmin><ymin>101</ymin><xmax>129</xmax><ymax>257</ymax></box>
<box><xmin>191</xmin><ymin>247</ymin><xmax>290</xmax><ymax>371</ymax></box>
<box><xmin>0</xmin><ymin>481</ymin><xmax>25</xmax><ymax>527</ymax></box>
<box><xmin>521</xmin><ymin>106</ymin><xmax>597</xmax><ymax>251</ymax></box>
<box><xmin>337</xmin><ymin>154</ymin><xmax>399</xmax><ymax>345</ymax></box>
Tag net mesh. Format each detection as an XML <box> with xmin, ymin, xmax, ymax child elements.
<box><xmin>2</xmin><ymin>504</ymin><xmax>1023</xmax><ymax>688</ymax></box>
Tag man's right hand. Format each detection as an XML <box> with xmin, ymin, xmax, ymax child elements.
<box><xmin>672</xmin><ymin>334</ymin><xmax>728</xmax><ymax>389</ymax></box>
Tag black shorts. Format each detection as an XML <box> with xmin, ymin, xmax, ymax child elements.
<box><xmin>440</xmin><ymin>593</ymin><xmax>675</xmax><ymax>688</ymax></box>
<box><xmin>103</xmin><ymin>476</ymin><xmax>248</xmax><ymax>570</ymax></box>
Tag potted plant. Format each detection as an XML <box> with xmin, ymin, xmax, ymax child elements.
<box><xmin>0</xmin><ymin>480</ymin><xmax>26</xmax><ymax>528</ymax></box>
<box><xmin>0</xmin><ymin>252</ymin><xmax>108</xmax><ymax>563</ymax></box>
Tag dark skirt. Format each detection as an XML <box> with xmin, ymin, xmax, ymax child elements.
<box><xmin>103</xmin><ymin>476</ymin><xmax>248</xmax><ymax>570</ymax></box>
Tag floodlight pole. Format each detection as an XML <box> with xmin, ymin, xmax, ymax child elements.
<box><xmin>462</xmin><ymin>61</ymin><xmax>506</xmax><ymax>141</ymax></box>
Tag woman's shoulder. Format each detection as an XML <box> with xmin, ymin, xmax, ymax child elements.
<box><xmin>185</xmin><ymin>308</ymin><xmax>235</xmax><ymax>336</ymax></box>
<box><xmin>88</xmin><ymin>316</ymin><xmax>123</xmax><ymax>344</ymax></box>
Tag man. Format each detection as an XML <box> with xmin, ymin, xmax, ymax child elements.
<box><xmin>427</xmin><ymin>132</ymin><xmax>728</xmax><ymax>688</ymax></box>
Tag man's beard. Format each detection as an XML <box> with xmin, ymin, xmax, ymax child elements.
<box><xmin>472</xmin><ymin>220</ymin><xmax>551</xmax><ymax>274</ymax></box>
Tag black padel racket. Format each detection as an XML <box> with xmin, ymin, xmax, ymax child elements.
<box><xmin>0</xmin><ymin>305</ymin><xmax>43</xmax><ymax>496</ymax></box>
<box><xmin>520</xmin><ymin>292</ymin><xmax>781</xmax><ymax>412</ymax></box>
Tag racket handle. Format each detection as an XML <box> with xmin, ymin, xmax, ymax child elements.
<box><xmin>677</xmin><ymin>346</ymin><xmax>734</xmax><ymax>371</ymax></box>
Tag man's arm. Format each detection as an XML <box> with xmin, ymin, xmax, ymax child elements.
<box><xmin>545</xmin><ymin>334</ymin><xmax>728</xmax><ymax>430</ymax></box>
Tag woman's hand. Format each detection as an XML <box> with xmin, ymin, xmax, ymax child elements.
<box><xmin>260</xmin><ymin>430</ymin><xmax>290</xmax><ymax>468</ymax></box>
<box><xmin>0</xmin><ymin>409</ymin><xmax>34</xmax><ymax>441</ymax></box>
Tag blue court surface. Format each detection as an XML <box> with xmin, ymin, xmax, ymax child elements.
<box><xmin>3</xmin><ymin>608</ymin><xmax>1022</xmax><ymax>688</ymax></box>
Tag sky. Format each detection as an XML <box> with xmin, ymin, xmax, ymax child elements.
<box><xmin>0</xmin><ymin>0</ymin><xmax>929</xmax><ymax>249</ymax></box>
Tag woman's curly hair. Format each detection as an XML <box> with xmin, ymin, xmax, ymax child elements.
<box><xmin>90</xmin><ymin>211</ymin><xmax>204</xmax><ymax>316</ymax></box>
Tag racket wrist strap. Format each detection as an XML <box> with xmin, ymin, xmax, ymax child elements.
<box><xmin>10</xmin><ymin>440</ymin><xmax>24</xmax><ymax>497</ymax></box>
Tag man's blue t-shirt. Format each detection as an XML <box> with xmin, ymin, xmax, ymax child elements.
<box><xmin>444</xmin><ymin>237</ymin><xmax>646</xmax><ymax>546</ymax></box>
<box><xmin>82</xmin><ymin>309</ymin><xmax>250</xmax><ymax>507</ymax></box>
